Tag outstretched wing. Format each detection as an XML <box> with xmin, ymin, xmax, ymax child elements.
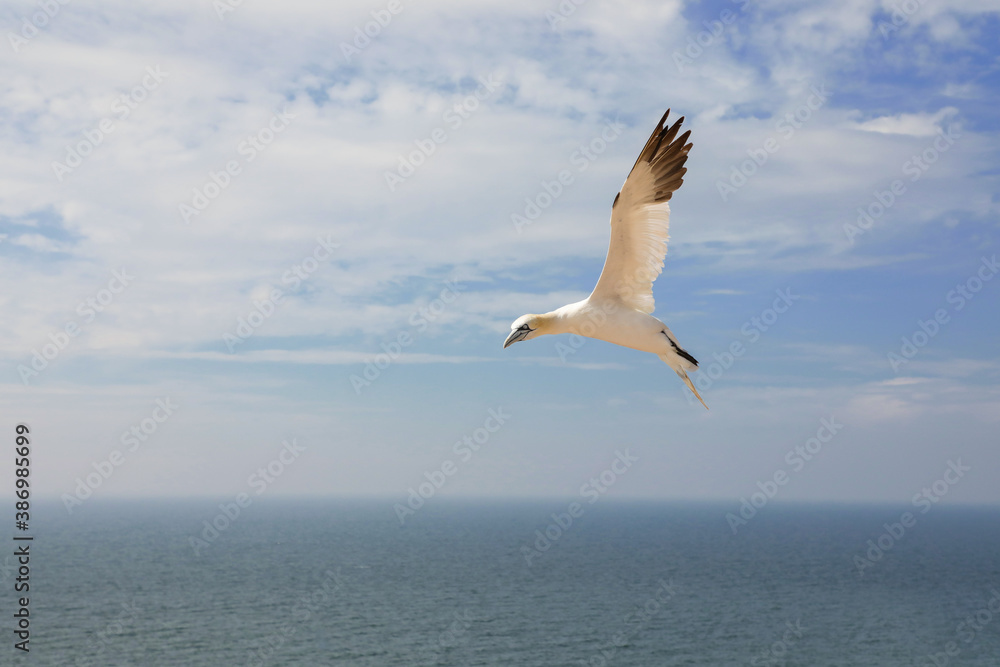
<box><xmin>588</xmin><ymin>110</ymin><xmax>691</xmax><ymax>314</ymax></box>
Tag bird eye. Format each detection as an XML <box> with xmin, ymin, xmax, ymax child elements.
<box><xmin>519</xmin><ymin>324</ymin><xmax>530</xmax><ymax>330</ymax></box>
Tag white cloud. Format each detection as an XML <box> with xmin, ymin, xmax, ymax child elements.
<box><xmin>698</xmin><ymin>288</ymin><xmax>747</xmax><ymax>295</ymax></box>
<box><xmin>1</xmin><ymin>0</ymin><xmax>999</xmax><ymax>502</ymax></box>
<box><xmin>848</xmin><ymin>106</ymin><xmax>959</xmax><ymax>136</ymax></box>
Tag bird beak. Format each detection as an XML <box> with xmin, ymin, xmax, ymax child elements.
<box><xmin>503</xmin><ymin>329</ymin><xmax>528</xmax><ymax>349</ymax></box>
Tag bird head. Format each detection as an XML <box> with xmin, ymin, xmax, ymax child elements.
<box><xmin>503</xmin><ymin>314</ymin><xmax>546</xmax><ymax>348</ymax></box>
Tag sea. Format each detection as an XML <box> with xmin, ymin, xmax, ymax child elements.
<box><xmin>13</xmin><ymin>499</ymin><xmax>1000</xmax><ymax>666</ymax></box>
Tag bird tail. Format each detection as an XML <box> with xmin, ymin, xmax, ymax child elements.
<box><xmin>659</xmin><ymin>353</ymin><xmax>709</xmax><ymax>410</ymax></box>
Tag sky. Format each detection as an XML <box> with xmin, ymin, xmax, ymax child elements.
<box><xmin>1</xmin><ymin>0</ymin><xmax>998</xmax><ymax>510</ymax></box>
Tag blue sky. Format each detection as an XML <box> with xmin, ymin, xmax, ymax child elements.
<box><xmin>1</xmin><ymin>0</ymin><xmax>998</xmax><ymax>506</ymax></box>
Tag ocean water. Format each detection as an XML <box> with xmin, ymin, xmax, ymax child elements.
<box><xmin>16</xmin><ymin>499</ymin><xmax>1000</xmax><ymax>665</ymax></box>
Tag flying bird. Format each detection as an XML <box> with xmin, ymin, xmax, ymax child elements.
<box><xmin>504</xmin><ymin>110</ymin><xmax>707</xmax><ymax>409</ymax></box>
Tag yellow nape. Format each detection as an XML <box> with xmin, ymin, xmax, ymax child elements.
<box><xmin>530</xmin><ymin>312</ymin><xmax>560</xmax><ymax>334</ymax></box>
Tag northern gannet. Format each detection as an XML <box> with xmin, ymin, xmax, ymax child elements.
<box><xmin>504</xmin><ymin>110</ymin><xmax>707</xmax><ymax>409</ymax></box>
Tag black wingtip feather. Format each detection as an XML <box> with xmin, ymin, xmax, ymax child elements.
<box><xmin>622</xmin><ymin>109</ymin><xmax>694</xmax><ymax>204</ymax></box>
<box><xmin>666</xmin><ymin>334</ymin><xmax>699</xmax><ymax>367</ymax></box>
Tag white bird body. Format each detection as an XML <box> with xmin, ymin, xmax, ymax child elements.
<box><xmin>541</xmin><ymin>301</ymin><xmax>676</xmax><ymax>354</ymax></box>
<box><xmin>505</xmin><ymin>110</ymin><xmax>708</xmax><ymax>409</ymax></box>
